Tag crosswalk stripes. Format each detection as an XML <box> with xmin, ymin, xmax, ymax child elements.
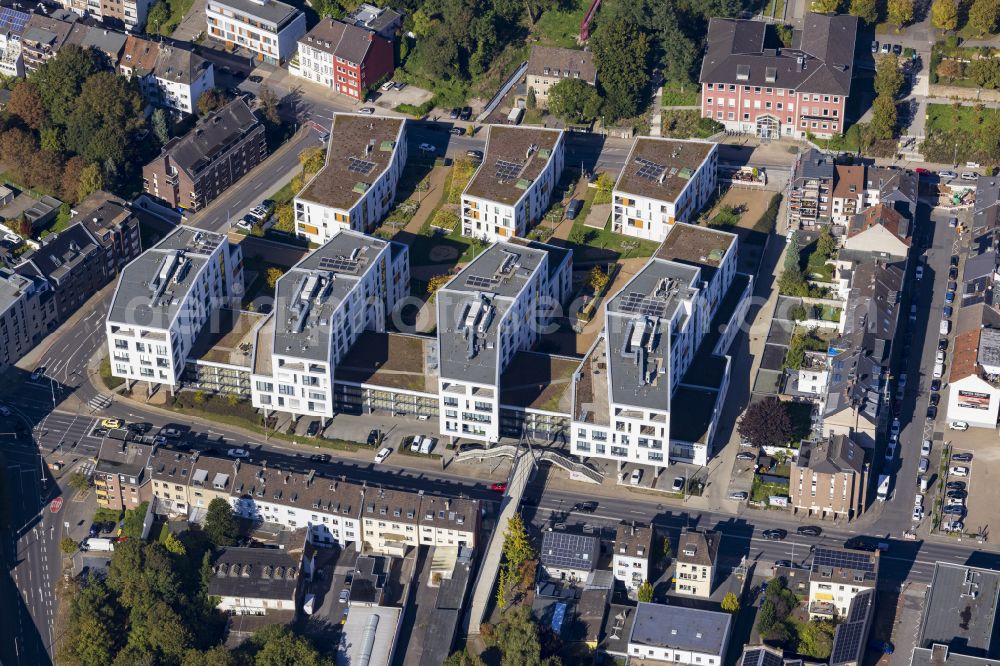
<box><xmin>88</xmin><ymin>394</ymin><xmax>112</xmax><ymax>410</ymax></box>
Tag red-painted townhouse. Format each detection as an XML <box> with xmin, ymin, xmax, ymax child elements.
<box><xmin>290</xmin><ymin>17</ymin><xmax>394</xmax><ymax>101</ymax></box>
<box><xmin>699</xmin><ymin>12</ymin><xmax>858</xmax><ymax>140</ymax></box>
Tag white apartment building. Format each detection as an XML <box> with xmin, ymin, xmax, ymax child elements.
<box><xmin>106</xmin><ymin>227</ymin><xmax>243</xmax><ymax>391</ymax></box>
<box><xmin>205</xmin><ymin>0</ymin><xmax>306</xmax><ymax>65</ymax></box>
<box><xmin>675</xmin><ymin>528</ymin><xmax>719</xmax><ymax>598</ymax></box>
<box><xmin>250</xmin><ymin>229</ymin><xmax>409</xmax><ymax>420</ymax></box>
<box><xmin>147</xmin><ymin>44</ymin><xmax>214</xmax><ymax>114</ymax></box>
<box><xmin>461</xmin><ymin>125</ymin><xmax>564</xmax><ymax>242</ymax></box>
<box><xmin>436</xmin><ymin>239</ymin><xmax>571</xmax><ymax>443</ymax></box>
<box><xmin>360</xmin><ymin>488</ymin><xmax>479</xmax><ymax>558</ymax></box>
<box><xmin>612</xmin><ymin>138</ymin><xmax>718</xmax><ymax>242</ymax></box>
<box><xmin>572</xmin><ymin>224</ymin><xmax>742</xmax><ymax>469</ymax></box>
<box><xmin>613</xmin><ymin>522</ymin><xmax>653</xmax><ymax>593</ymax></box>
<box><xmin>0</xmin><ymin>32</ymin><xmax>23</xmax><ymax>78</ymax></box>
<box><xmin>808</xmin><ymin>546</ymin><xmax>879</xmax><ymax>619</ymax></box>
<box><xmin>629</xmin><ymin>603</ymin><xmax>732</xmax><ymax>666</ymax></box>
<box><xmin>294</xmin><ymin>114</ymin><xmax>407</xmax><ymax>243</ymax></box>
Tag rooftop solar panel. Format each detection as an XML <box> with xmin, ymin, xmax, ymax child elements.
<box><xmin>619</xmin><ymin>291</ymin><xmax>669</xmax><ymax>318</ymax></box>
<box><xmin>812</xmin><ymin>547</ymin><xmax>876</xmax><ymax>573</ymax></box>
<box><xmin>317</xmin><ymin>256</ymin><xmax>360</xmax><ymax>273</ymax></box>
<box><xmin>495</xmin><ymin>159</ymin><xmax>522</xmax><ymax>181</ymax></box>
<box><xmin>465</xmin><ymin>275</ymin><xmax>496</xmax><ymax>289</ymax></box>
<box><xmin>0</xmin><ymin>7</ymin><xmax>29</xmax><ymax>32</ymax></box>
<box><xmin>830</xmin><ymin>621</ymin><xmax>865</xmax><ymax>665</ymax></box>
<box><xmin>541</xmin><ymin>532</ymin><xmax>598</xmax><ymax>571</ymax></box>
<box><xmin>347</xmin><ymin>157</ymin><xmax>377</xmax><ymax>175</ymax></box>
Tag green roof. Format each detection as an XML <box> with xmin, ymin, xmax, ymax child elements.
<box><xmin>353</xmin><ymin>182</ymin><xmax>369</xmax><ymax>193</ymax></box>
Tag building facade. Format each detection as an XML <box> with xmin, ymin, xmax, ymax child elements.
<box><xmin>106</xmin><ymin>227</ymin><xmax>244</xmax><ymax>390</ymax></box>
<box><xmin>808</xmin><ymin>546</ymin><xmax>878</xmax><ymax>619</ymax></box>
<box><xmin>290</xmin><ymin>18</ymin><xmax>394</xmax><ymax>101</ymax></box>
<box><xmin>613</xmin><ymin>522</ymin><xmax>653</xmax><ymax>593</ymax></box>
<box><xmin>675</xmin><ymin>528</ymin><xmax>719</xmax><ymax>598</ymax></box>
<box><xmin>612</xmin><ymin>138</ymin><xmax>718</xmax><ymax>242</ymax></box>
<box><xmin>461</xmin><ymin>125</ymin><xmax>564</xmax><ymax>242</ymax></box>
<box><xmin>0</xmin><ymin>8</ymin><xmax>31</xmax><ymax>78</ymax></box>
<box><xmin>0</xmin><ymin>269</ymin><xmax>56</xmax><ymax>373</ymax></box>
<box><xmin>436</xmin><ymin>239</ymin><xmax>572</xmax><ymax>443</ymax></box>
<box><xmin>205</xmin><ymin>0</ymin><xmax>306</xmax><ymax>65</ymax></box>
<box><xmin>294</xmin><ymin>114</ymin><xmax>407</xmax><ymax>243</ymax></box>
<box><xmin>699</xmin><ymin>13</ymin><xmax>857</xmax><ymax>139</ymax></box>
<box><xmin>789</xmin><ymin>434</ymin><xmax>869</xmax><ymax>521</ymax></box>
<box><xmin>94</xmin><ymin>439</ymin><xmax>153</xmax><ymax>510</ymax></box>
<box><xmin>250</xmin><ymin>229</ymin><xmax>409</xmax><ymax>420</ymax></box>
<box><xmin>628</xmin><ymin>603</ymin><xmax>732</xmax><ymax>665</ymax></box>
<box><xmin>142</xmin><ymin>99</ymin><xmax>267</xmax><ymax>211</ymax></box>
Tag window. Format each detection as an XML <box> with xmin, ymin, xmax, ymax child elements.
<box><xmin>706</xmin><ymin>97</ymin><xmax>713</xmax><ymax>105</ymax></box>
<box><xmin>707</xmin><ymin>83</ymin><xmax>713</xmax><ymax>89</ymax></box>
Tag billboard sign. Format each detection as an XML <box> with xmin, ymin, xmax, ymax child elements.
<box><xmin>957</xmin><ymin>390</ymin><xmax>991</xmax><ymax>411</ymax></box>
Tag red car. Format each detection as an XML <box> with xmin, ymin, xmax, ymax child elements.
<box><xmin>489</xmin><ymin>482</ymin><xmax>507</xmax><ymax>492</ymax></box>
<box><xmin>915</xmin><ymin>167</ymin><xmax>929</xmax><ymax>174</ymax></box>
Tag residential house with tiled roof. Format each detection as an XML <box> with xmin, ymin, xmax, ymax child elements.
<box><xmin>699</xmin><ymin>12</ymin><xmax>857</xmax><ymax>139</ymax></box>
<box><xmin>808</xmin><ymin>546</ymin><xmax>878</xmax><ymax>619</ymax></box>
<box><xmin>675</xmin><ymin>528</ymin><xmax>720</xmax><ymax>598</ymax></box>
<box><xmin>842</xmin><ymin>204</ymin><xmax>910</xmax><ymax>259</ymax></box>
<box><xmin>946</xmin><ymin>304</ymin><xmax>1000</xmax><ymax>428</ymax></box>
<box><xmin>290</xmin><ymin>17</ymin><xmax>394</xmax><ymax>101</ymax></box>
<box><xmin>613</xmin><ymin>522</ymin><xmax>653</xmax><ymax>593</ymax></box>
<box><xmin>789</xmin><ymin>433</ymin><xmax>869</xmax><ymax>521</ymax></box>
<box><xmin>830</xmin><ymin>165</ymin><xmax>864</xmax><ymax>225</ymax></box>
<box><xmin>525</xmin><ymin>45</ymin><xmax>597</xmax><ymax>105</ymax></box>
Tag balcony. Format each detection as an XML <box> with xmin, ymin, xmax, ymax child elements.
<box><xmin>809</xmin><ymin>600</ymin><xmax>837</xmax><ymax>618</ymax></box>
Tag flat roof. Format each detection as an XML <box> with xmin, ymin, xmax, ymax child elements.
<box><xmin>336</xmin><ymin>605</ymin><xmax>400</xmax><ymax>666</ymax></box>
<box><xmin>189</xmin><ymin>308</ymin><xmax>267</xmax><ymax>368</ymax></box>
<box><xmin>437</xmin><ymin>241</ymin><xmax>552</xmax><ymax>385</ymax></box>
<box><xmin>918</xmin><ymin>562</ymin><xmax>1000</xmax><ymax>657</ymax></box>
<box><xmin>210</xmin><ymin>0</ymin><xmax>301</xmax><ymax>28</ymax></box>
<box><xmin>655</xmin><ymin>222</ymin><xmax>736</xmax><ymax>283</ymax></box>
<box><xmin>499</xmin><ymin>351</ymin><xmax>578</xmax><ymax>413</ymax></box>
<box><xmin>298</xmin><ymin>114</ymin><xmax>404</xmax><ymax>211</ymax></box>
<box><xmin>573</xmin><ymin>336</ymin><xmax>610</xmax><ymax>425</ymax></box>
<box><xmin>605</xmin><ymin>259</ymin><xmax>700</xmax><ymax>411</ymax></box>
<box><xmin>334</xmin><ymin>330</ymin><xmax>438</xmax><ymax>393</ymax></box>
<box><xmin>272</xmin><ymin>230</ymin><xmax>388</xmax><ymax>363</ymax></box>
<box><xmin>629</xmin><ymin>602</ymin><xmax>731</xmax><ymax>655</ymax></box>
<box><xmin>464</xmin><ymin>125</ymin><xmax>562</xmax><ymax>206</ymax></box>
<box><xmin>615</xmin><ymin>138</ymin><xmax>715</xmax><ymax>203</ymax></box>
<box><xmin>108</xmin><ymin>226</ymin><xmax>226</xmax><ymax>330</ymax></box>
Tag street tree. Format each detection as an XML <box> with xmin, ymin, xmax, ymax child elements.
<box><xmin>203</xmin><ymin>497</ymin><xmax>238</xmax><ymax>547</ymax></box>
<box><xmin>811</xmin><ymin>0</ymin><xmax>842</xmax><ymax>12</ymax></box>
<box><xmin>443</xmin><ymin>649</ymin><xmax>487</xmax><ymax>666</ymax></box>
<box><xmin>146</xmin><ymin>0</ymin><xmax>170</xmax><ymax>35</ymax></box>
<box><xmin>298</xmin><ymin>146</ymin><xmax>325</xmax><ymax>175</ymax></box>
<box><xmin>870</xmin><ymin>95</ymin><xmax>898</xmax><ymax>139</ymax></box>
<box><xmin>968</xmin><ymin>0</ymin><xmax>999</xmax><ymax>36</ymax></box>
<box><xmin>258</xmin><ymin>85</ymin><xmax>280</xmax><ymax>125</ymax></box>
<box><xmin>591</xmin><ymin>14</ymin><xmax>650</xmax><ymax>121</ymax></box>
<box><xmin>426</xmin><ymin>274</ymin><xmax>451</xmax><ymax>301</ymax></box>
<box><xmin>738</xmin><ymin>398</ymin><xmax>792</xmax><ymax>448</ymax></box>
<box><xmin>265</xmin><ymin>267</ymin><xmax>284</xmax><ymax>289</ymax></box>
<box><xmin>849</xmin><ymin>0</ymin><xmax>879</xmax><ymax>24</ymax></box>
<box><xmin>721</xmin><ymin>591</ymin><xmax>741</xmax><ymax>613</ymax></box>
<box><xmin>637</xmin><ymin>581</ymin><xmax>654</xmax><ymax>602</ymax></box>
<box><xmin>197</xmin><ymin>88</ymin><xmax>225</xmax><ymax>115</ymax></box>
<box><xmin>931</xmin><ymin>0</ymin><xmax>958</xmax><ymax>31</ymax></box>
<box><xmin>501</xmin><ymin>514</ymin><xmax>534</xmax><ymax>571</ymax></box>
<box><xmin>887</xmin><ymin>0</ymin><xmax>914</xmax><ymax>27</ymax></box>
<box><xmin>875</xmin><ymin>55</ymin><xmax>905</xmax><ymax>98</ymax></box>
<box><xmin>937</xmin><ymin>58</ymin><xmax>964</xmax><ymax>80</ymax></box>
<box><xmin>68</xmin><ymin>472</ymin><xmax>92</xmax><ymax>492</ymax></box>
<box><xmin>547</xmin><ymin>78</ymin><xmax>602</xmax><ymax>124</ymax></box>
<box><xmin>588</xmin><ymin>266</ymin><xmax>609</xmax><ymax>293</ymax></box>
<box><xmin>60</xmin><ymin>537</ymin><xmax>78</xmax><ymax>554</ymax></box>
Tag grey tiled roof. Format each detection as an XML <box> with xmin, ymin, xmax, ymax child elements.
<box><xmin>160</xmin><ymin>99</ymin><xmax>260</xmax><ymax>178</ymax></box>
<box><xmin>699</xmin><ymin>12</ymin><xmax>857</xmax><ymax>96</ymax></box>
<box><xmin>207</xmin><ymin>547</ymin><xmax>299</xmax><ymax>601</ymax></box>
<box><xmin>629</xmin><ymin>602</ymin><xmax>731</xmax><ymax>655</ymax></box>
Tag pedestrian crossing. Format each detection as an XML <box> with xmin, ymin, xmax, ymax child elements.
<box><xmin>88</xmin><ymin>394</ymin><xmax>112</xmax><ymax>411</ymax></box>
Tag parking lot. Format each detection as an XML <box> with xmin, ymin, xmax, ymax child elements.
<box><xmin>937</xmin><ymin>425</ymin><xmax>998</xmax><ymax>536</ymax></box>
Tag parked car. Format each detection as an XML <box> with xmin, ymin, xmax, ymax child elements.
<box><xmin>939</xmin><ymin>170</ymin><xmax>958</xmax><ymax>179</ymax></box>
<box><xmin>943</xmin><ymin>306</ymin><xmax>953</xmax><ymax>319</ymax></box>
<box><xmin>736</xmin><ymin>452</ymin><xmax>756</xmax><ymax>461</ymax></box>
<box><xmin>449</xmin><ymin>107</ymin><xmax>460</xmax><ymax>119</ymax></box>
<box><xmin>918</xmin><ymin>457</ymin><xmax>929</xmax><ymax>474</ymax></box>
<box><xmin>101</xmin><ymin>418</ymin><xmax>124</xmax><ymax>429</ymax></box>
<box><xmin>367</xmin><ymin>429</ymin><xmax>380</xmax><ymax>446</ymax></box>
<box><xmin>419</xmin><ymin>437</ymin><xmax>437</xmax><ymax>454</ymax></box>
<box><xmin>227</xmin><ymin>448</ymin><xmax>250</xmax><ymax>459</ymax></box>
<box><xmin>930</xmin><ymin>393</ymin><xmax>940</xmax><ymax>406</ymax></box>
<box><xmin>393</xmin><ymin>82</ymin><xmax>407</xmax><ymax>90</ymax></box>
<box><xmin>871</xmin><ymin>40</ymin><xmax>879</xmax><ymax>53</ymax></box>
<box><xmin>763</xmin><ymin>529</ymin><xmax>787</xmax><ymax>541</ymax></box>
<box><xmin>892</xmin><ymin>43</ymin><xmax>903</xmax><ymax>55</ymax></box>
<box><xmin>933</xmin><ymin>363</ymin><xmax>944</xmax><ymax>379</ymax></box>
<box><xmin>30</xmin><ymin>368</ymin><xmax>44</xmax><ymax>381</ymax></box>
<box><xmin>947</xmin><ymin>490</ymin><xmax>967</xmax><ymax>500</ymax></box>
<box><xmin>671</xmin><ymin>476</ymin><xmax>684</xmax><ymax>492</ymax></box>
<box><xmin>466</xmin><ymin>150</ymin><xmax>483</xmax><ymax>160</ymax></box>
<box><xmin>921</xmin><ymin>440</ymin><xmax>932</xmax><ymax>456</ymax></box>
<box><xmin>931</xmin><ymin>379</ymin><xmax>942</xmax><ymax>391</ymax></box>
<box><xmin>947</xmin><ymin>481</ymin><xmax>966</xmax><ymax>491</ymax></box>
<box><xmin>381</xmin><ymin>81</ymin><xmax>394</xmax><ymax>91</ymax></box>
<box><xmin>374</xmin><ymin>447</ymin><xmax>392</xmax><ymax>464</ymax></box>
<box><xmin>949</xmin><ymin>421</ymin><xmax>969</xmax><ymax>431</ymax></box>
<box><xmin>566</xmin><ymin>199</ymin><xmax>583</xmax><ymax>220</ymax></box>
<box><xmin>774</xmin><ymin>560</ymin><xmax>792</xmax><ymax>568</ymax></box>
<box><xmin>912</xmin><ymin>506</ymin><xmax>924</xmax><ymax>521</ymax></box>
<box><xmin>915</xmin><ymin>264</ymin><xmax>924</xmax><ymax>280</ymax></box>
<box><xmin>0</xmin><ymin>405</ymin><xmax>10</xmax><ymax>417</ymax></box>
<box><xmin>489</xmin><ymin>482</ymin><xmax>508</xmax><ymax>492</ymax></box>
<box><xmin>868</xmin><ymin>640</ymin><xmax>894</xmax><ymax>655</ymax></box>
<box><xmin>952</xmin><ymin>452</ymin><xmax>973</xmax><ymax>462</ymax></box>
<box><xmin>950</xmin><ymin>466</ymin><xmax>970</xmax><ymax>477</ymax></box>
<box><xmin>961</xmin><ymin>172</ymin><xmax>979</xmax><ymax>181</ymax></box>
<box><xmin>884</xmin><ymin>444</ymin><xmax>896</xmax><ymax>461</ymax></box>
<box><xmin>305</xmin><ymin>421</ymin><xmax>320</xmax><ymax>437</ymax></box>
<box><xmin>418</xmin><ymin>143</ymin><xmax>436</xmax><ymax>152</ymax></box>
<box><xmin>410</xmin><ymin>435</ymin><xmax>424</xmax><ymax>453</ymax></box>
<box><xmin>450</xmin><ymin>127</ymin><xmax>465</xmax><ymax>135</ymax></box>
<box><xmin>729</xmin><ymin>491</ymin><xmax>748</xmax><ymax>501</ymax></box>
<box><xmin>573</xmin><ymin>501</ymin><xmax>598</xmax><ymax>513</ymax></box>
<box><xmin>630</xmin><ymin>469</ymin><xmax>643</xmax><ymax>486</ymax></box>
<box><xmin>235</xmin><ymin>219</ymin><xmax>252</xmax><ymax>231</ymax></box>
<box><xmin>944</xmin><ymin>521</ymin><xmax>965</xmax><ymax>533</ymax></box>
<box><xmin>927</xmin><ymin>405</ymin><xmax>938</xmax><ymax>420</ymax></box>
<box><xmin>949</xmin><ymin>266</ymin><xmax>959</xmax><ymax>280</ymax></box>
<box><xmin>161</xmin><ymin>427</ymin><xmax>182</xmax><ymax>438</ymax></box>
<box><xmin>949</xmin><ymin>216</ymin><xmax>958</xmax><ymax>228</ymax></box>
<box><xmin>460</xmin><ymin>107</ymin><xmax>472</xmax><ymax>120</ymax></box>
<box><xmin>890</xmin><ymin>418</ymin><xmax>901</xmax><ymax>435</ymax></box>
<box><xmin>942</xmin><ymin>505</ymin><xmax>966</xmax><ymax>516</ymax></box>
<box><xmin>458</xmin><ymin>443</ymin><xmax>484</xmax><ymax>453</ymax></box>
<box><xmin>359</xmin><ymin>107</ymin><xmax>376</xmax><ymax>115</ymax></box>
<box><xmin>880</xmin><ymin>42</ymin><xmax>891</xmax><ymax>53</ymax></box>
<box><xmin>797</xmin><ymin>526</ymin><xmax>822</xmax><ymax>537</ymax></box>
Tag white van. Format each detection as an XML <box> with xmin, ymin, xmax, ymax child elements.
<box><xmin>420</xmin><ymin>437</ymin><xmax>437</xmax><ymax>454</ymax></box>
<box><xmin>933</xmin><ymin>362</ymin><xmax>944</xmax><ymax>378</ymax></box>
<box><xmin>940</xmin><ymin>320</ymin><xmax>951</xmax><ymax>335</ymax></box>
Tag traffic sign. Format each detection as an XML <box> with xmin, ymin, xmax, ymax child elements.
<box><xmin>50</xmin><ymin>497</ymin><xmax>63</xmax><ymax>513</ymax></box>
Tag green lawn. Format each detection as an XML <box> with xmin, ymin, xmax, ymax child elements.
<box><xmin>661</xmin><ymin>80</ymin><xmax>700</xmax><ymax>106</ymax></box>
<box><xmin>157</xmin><ymin>0</ymin><xmax>195</xmax><ymax>35</ymax></box>
<box><xmin>567</xmin><ymin>217</ymin><xmax>661</xmax><ymax>260</ymax></box>
<box><xmin>533</xmin><ymin>0</ymin><xmax>589</xmax><ymax>49</ymax></box>
<box><xmin>926</xmin><ymin>103</ymin><xmax>999</xmax><ymax>133</ymax></box>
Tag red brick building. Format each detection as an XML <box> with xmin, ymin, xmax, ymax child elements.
<box><xmin>699</xmin><ymin>12</ymin><xmax>857</xmax><ymax>139</ymax></box>
<box><xmin>290</xmin><ymin>18</ymin><xmax>395</xmax><ymax>101</ymax></box>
